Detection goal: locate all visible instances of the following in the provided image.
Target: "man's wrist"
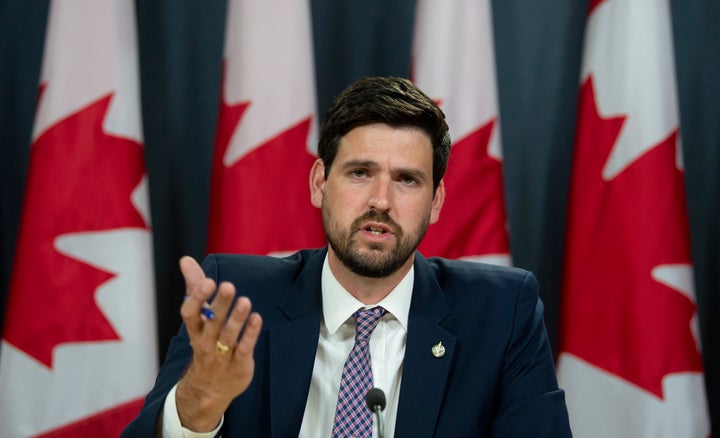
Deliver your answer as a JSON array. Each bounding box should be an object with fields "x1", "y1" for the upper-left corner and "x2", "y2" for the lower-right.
[
  {"x1": 162, "y1": 383, "x2": 224, "y2": 437},
  {"x1": 175, "y1": 378, "x2": 227, "y2": 433}
]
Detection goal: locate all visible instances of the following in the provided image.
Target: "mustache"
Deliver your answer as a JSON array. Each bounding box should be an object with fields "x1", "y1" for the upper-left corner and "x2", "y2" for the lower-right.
[{"x1": 352, "y1": 210, "x2": 401, "y2": 235}]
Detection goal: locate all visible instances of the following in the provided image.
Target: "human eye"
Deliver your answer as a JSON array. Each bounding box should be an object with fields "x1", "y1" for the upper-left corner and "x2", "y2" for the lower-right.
[
  {"x1": 398, "y1": 174, "x2": 419, "y2": 186},
  {"x1": 349, "y1": 168, "x2": 369, "y2": 178}
]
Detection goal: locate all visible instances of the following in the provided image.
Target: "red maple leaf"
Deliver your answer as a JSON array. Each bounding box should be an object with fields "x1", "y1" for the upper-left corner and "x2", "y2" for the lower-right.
[
  {"x1": 207, "y1": 86, "x2": 325, "y2": 255},
  {"x1": 588, "y1": 0, "x2": 606, "y2": 15},
  {"x1": 560, "y1": 76, "x2": 703, "y2": 398},
  {"x1": 419, "y1": 120, "x2": 510, "y2": 258},
  {"x1": 34, "y1": 397, "x2": 144, "y2": 437},
  {"x1": 4, "y1": 93, "x2": 147, "y2": 368}
]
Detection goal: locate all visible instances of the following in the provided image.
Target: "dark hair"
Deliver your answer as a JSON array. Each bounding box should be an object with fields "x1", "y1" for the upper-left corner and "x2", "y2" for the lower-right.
[{"x1": 317, "y1": 76, "x2": 451, "y2": 191}]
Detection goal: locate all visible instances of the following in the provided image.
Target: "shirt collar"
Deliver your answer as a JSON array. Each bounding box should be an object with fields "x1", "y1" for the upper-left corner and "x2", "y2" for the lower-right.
[{"x1": 321, "y1": 254, "x2": 413, "y2": 334}]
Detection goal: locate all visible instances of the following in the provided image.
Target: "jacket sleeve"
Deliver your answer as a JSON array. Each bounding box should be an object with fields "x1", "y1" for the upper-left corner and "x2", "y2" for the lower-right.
[
  {"x1": 490, "y1": 271, "x2": 572, "y2": 437},
  {"x1": 121, "y1": 324, "x2": 194, "y2": 437}
]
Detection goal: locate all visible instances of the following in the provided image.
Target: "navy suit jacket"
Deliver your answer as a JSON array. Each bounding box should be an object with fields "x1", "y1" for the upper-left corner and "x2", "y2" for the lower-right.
[{"x1": 123, "y1": 248, "x2": 571, "y2": 437}]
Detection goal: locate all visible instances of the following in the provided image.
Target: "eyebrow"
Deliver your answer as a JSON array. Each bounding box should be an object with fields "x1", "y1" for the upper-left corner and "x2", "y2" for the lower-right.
[
  {"x1": 340, "y1": 159, "x2": 430, "y2": 184},
  {"x1": 339, "y1": 159, "x2": 376, "y2": 170}
]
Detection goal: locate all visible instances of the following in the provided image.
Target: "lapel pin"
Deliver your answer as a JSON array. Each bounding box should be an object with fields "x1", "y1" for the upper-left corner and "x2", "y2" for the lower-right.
[{"x1": 431, "y1": 341, "x2": 445, "y2": 358}]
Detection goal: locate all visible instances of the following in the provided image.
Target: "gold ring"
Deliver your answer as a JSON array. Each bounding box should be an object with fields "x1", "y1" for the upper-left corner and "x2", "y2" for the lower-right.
[{"x1": 215, "y1": 340, "x2": 230, "y2": 354}]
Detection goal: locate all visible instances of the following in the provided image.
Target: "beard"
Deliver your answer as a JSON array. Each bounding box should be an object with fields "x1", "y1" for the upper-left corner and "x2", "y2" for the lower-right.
[{"x1": 322, "y1": 205, "x2": 430, "y2": 278}]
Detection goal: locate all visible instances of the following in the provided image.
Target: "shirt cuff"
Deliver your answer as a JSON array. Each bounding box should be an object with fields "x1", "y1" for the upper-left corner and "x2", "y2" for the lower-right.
[{"x1": 162, "y1": 384, "x2": 224, "y2": 438}]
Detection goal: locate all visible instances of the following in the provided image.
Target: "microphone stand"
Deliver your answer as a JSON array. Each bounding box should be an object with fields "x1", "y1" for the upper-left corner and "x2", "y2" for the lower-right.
[
  {"x1": 366, "y1": 388, "x2": 386, "y2": 438},
  {"x1": 372, "y1": 404, "x2": 385, "y2": 438}
]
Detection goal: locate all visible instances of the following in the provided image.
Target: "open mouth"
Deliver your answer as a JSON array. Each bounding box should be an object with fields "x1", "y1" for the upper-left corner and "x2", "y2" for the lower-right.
[
  {"x1": 365, "y1": 226, "x2": 388, "y2": 235},
  {"x1": 358, "y1": 221, "x2": 395, "y2": 244}
]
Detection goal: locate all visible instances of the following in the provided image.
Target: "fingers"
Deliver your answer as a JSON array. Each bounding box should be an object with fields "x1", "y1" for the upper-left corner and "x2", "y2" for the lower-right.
[
  {"x1": 178, "y1": 256, "x2": 262, "y2": 359},
  {"x1": 236, "y1": 312, "x2": 263, "y2": 357},
  {"x1": 179, "y1": 255, "x2": 205, "y2": 289},
  {"x1": 217, "y1": 295, "x2": 250, "y2": 349},
  {"x1": 179, "y1": 256, "x2": 217, "y2": 333},
  {"x1": 216, "y1": 297, "x2": 263, "y2": 360},
  {"x1": 203, "y1": 281, "x2": 237, "y2": 341}
]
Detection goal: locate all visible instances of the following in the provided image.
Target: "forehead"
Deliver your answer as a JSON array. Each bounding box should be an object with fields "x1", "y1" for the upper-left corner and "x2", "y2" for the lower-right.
[{"x1": 336, "y1": 123, "x2": 433, "y2": 169}]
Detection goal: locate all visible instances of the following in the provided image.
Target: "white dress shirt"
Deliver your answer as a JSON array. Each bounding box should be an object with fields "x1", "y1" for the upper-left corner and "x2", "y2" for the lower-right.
[{"x1": 162, "y1": 254, "x2": 413, "y2": 437}]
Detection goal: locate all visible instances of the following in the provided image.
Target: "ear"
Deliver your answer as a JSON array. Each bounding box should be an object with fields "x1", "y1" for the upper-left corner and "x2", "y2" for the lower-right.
[
  {"x1": 429, "y1": 179, "x2": 446, "y2": 224},
  {"x1": 309, "y1": 158, "x2": 326, "y2": 209}
]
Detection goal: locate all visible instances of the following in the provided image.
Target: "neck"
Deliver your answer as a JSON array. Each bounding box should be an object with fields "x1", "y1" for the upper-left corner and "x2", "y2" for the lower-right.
[{"x1": 327, "y1": 247, "x2": 414, "y2": 305}]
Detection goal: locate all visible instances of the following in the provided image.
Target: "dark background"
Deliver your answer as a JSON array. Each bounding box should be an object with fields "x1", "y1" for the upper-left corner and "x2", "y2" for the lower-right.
[{"x1": 1, "y1": 0, "x2": 718, "y2": 432}]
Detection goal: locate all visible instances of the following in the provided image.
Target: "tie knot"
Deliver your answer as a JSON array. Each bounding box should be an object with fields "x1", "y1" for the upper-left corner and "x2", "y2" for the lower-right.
[{"x1": 353, "y1": 306, "x2": 386, "y2": 342}]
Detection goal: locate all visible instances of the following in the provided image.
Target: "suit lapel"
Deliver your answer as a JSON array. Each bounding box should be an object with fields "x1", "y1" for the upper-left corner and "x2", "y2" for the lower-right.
[
  {"x1": 394, "y1": 254, "x2": 456, "y2": 437},
  {"x1": 268, "y1": 249, "x2": 325, "y2": 438}
]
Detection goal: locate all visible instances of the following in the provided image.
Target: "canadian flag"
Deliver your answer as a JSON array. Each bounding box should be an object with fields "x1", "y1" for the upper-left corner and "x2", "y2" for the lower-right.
[
  {"x1": 412, "y1": 0, "x2": 511, "y2": 265},
  {"x1": 0, "y1": 1, "x2": 157, "y2": 436},
  {"x1": 557, "y1": 0, "x2": 710, "y2": 436},
  {"x1": 207, "y1": 0, "x2": 325, "y2": 256}
]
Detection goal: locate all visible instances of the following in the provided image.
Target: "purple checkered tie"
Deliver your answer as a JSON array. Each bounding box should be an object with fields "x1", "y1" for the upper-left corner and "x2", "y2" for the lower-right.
[{"x1": 331, "y1": 306, "x2": 387, "y2": 438}]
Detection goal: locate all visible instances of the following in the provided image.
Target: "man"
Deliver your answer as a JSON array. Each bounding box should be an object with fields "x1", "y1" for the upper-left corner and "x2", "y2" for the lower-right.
[{"x1": 123, "y1": 77, "x2": 571, "y2": 437}]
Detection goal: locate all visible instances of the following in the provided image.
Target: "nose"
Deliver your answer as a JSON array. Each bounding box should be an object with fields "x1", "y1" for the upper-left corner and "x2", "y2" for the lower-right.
[{"x1": 368, "y1": 176, "x2": 392, "y2": 212}]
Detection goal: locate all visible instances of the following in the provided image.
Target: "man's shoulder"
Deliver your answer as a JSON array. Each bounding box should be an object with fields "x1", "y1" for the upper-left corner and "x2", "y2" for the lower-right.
[
  {"x1": 423, "y1": 255, "x2": 533, "y2": 285},
  {"x1": 418, "y1": 255, "x2": 539, "y2": 304},
  {"x1": 201, "y1": 248, "x2": 326, "y2": 281}
]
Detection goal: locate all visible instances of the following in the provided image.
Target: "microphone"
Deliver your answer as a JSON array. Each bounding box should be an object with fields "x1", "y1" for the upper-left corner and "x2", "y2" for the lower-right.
[{"x1": 366, "y1": 387, "x2": 386, "y2": 438}]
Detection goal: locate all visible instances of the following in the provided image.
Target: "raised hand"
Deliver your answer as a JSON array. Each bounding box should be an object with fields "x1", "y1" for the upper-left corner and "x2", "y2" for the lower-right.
[{"x1": 174, "y1": 256, "x2": 263, "y2": 432}]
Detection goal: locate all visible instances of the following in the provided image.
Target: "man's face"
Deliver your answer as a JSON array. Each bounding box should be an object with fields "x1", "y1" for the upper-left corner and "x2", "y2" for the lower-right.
[{"x1": 310, "y1": 123, "x2": 445, "y2": 278}]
